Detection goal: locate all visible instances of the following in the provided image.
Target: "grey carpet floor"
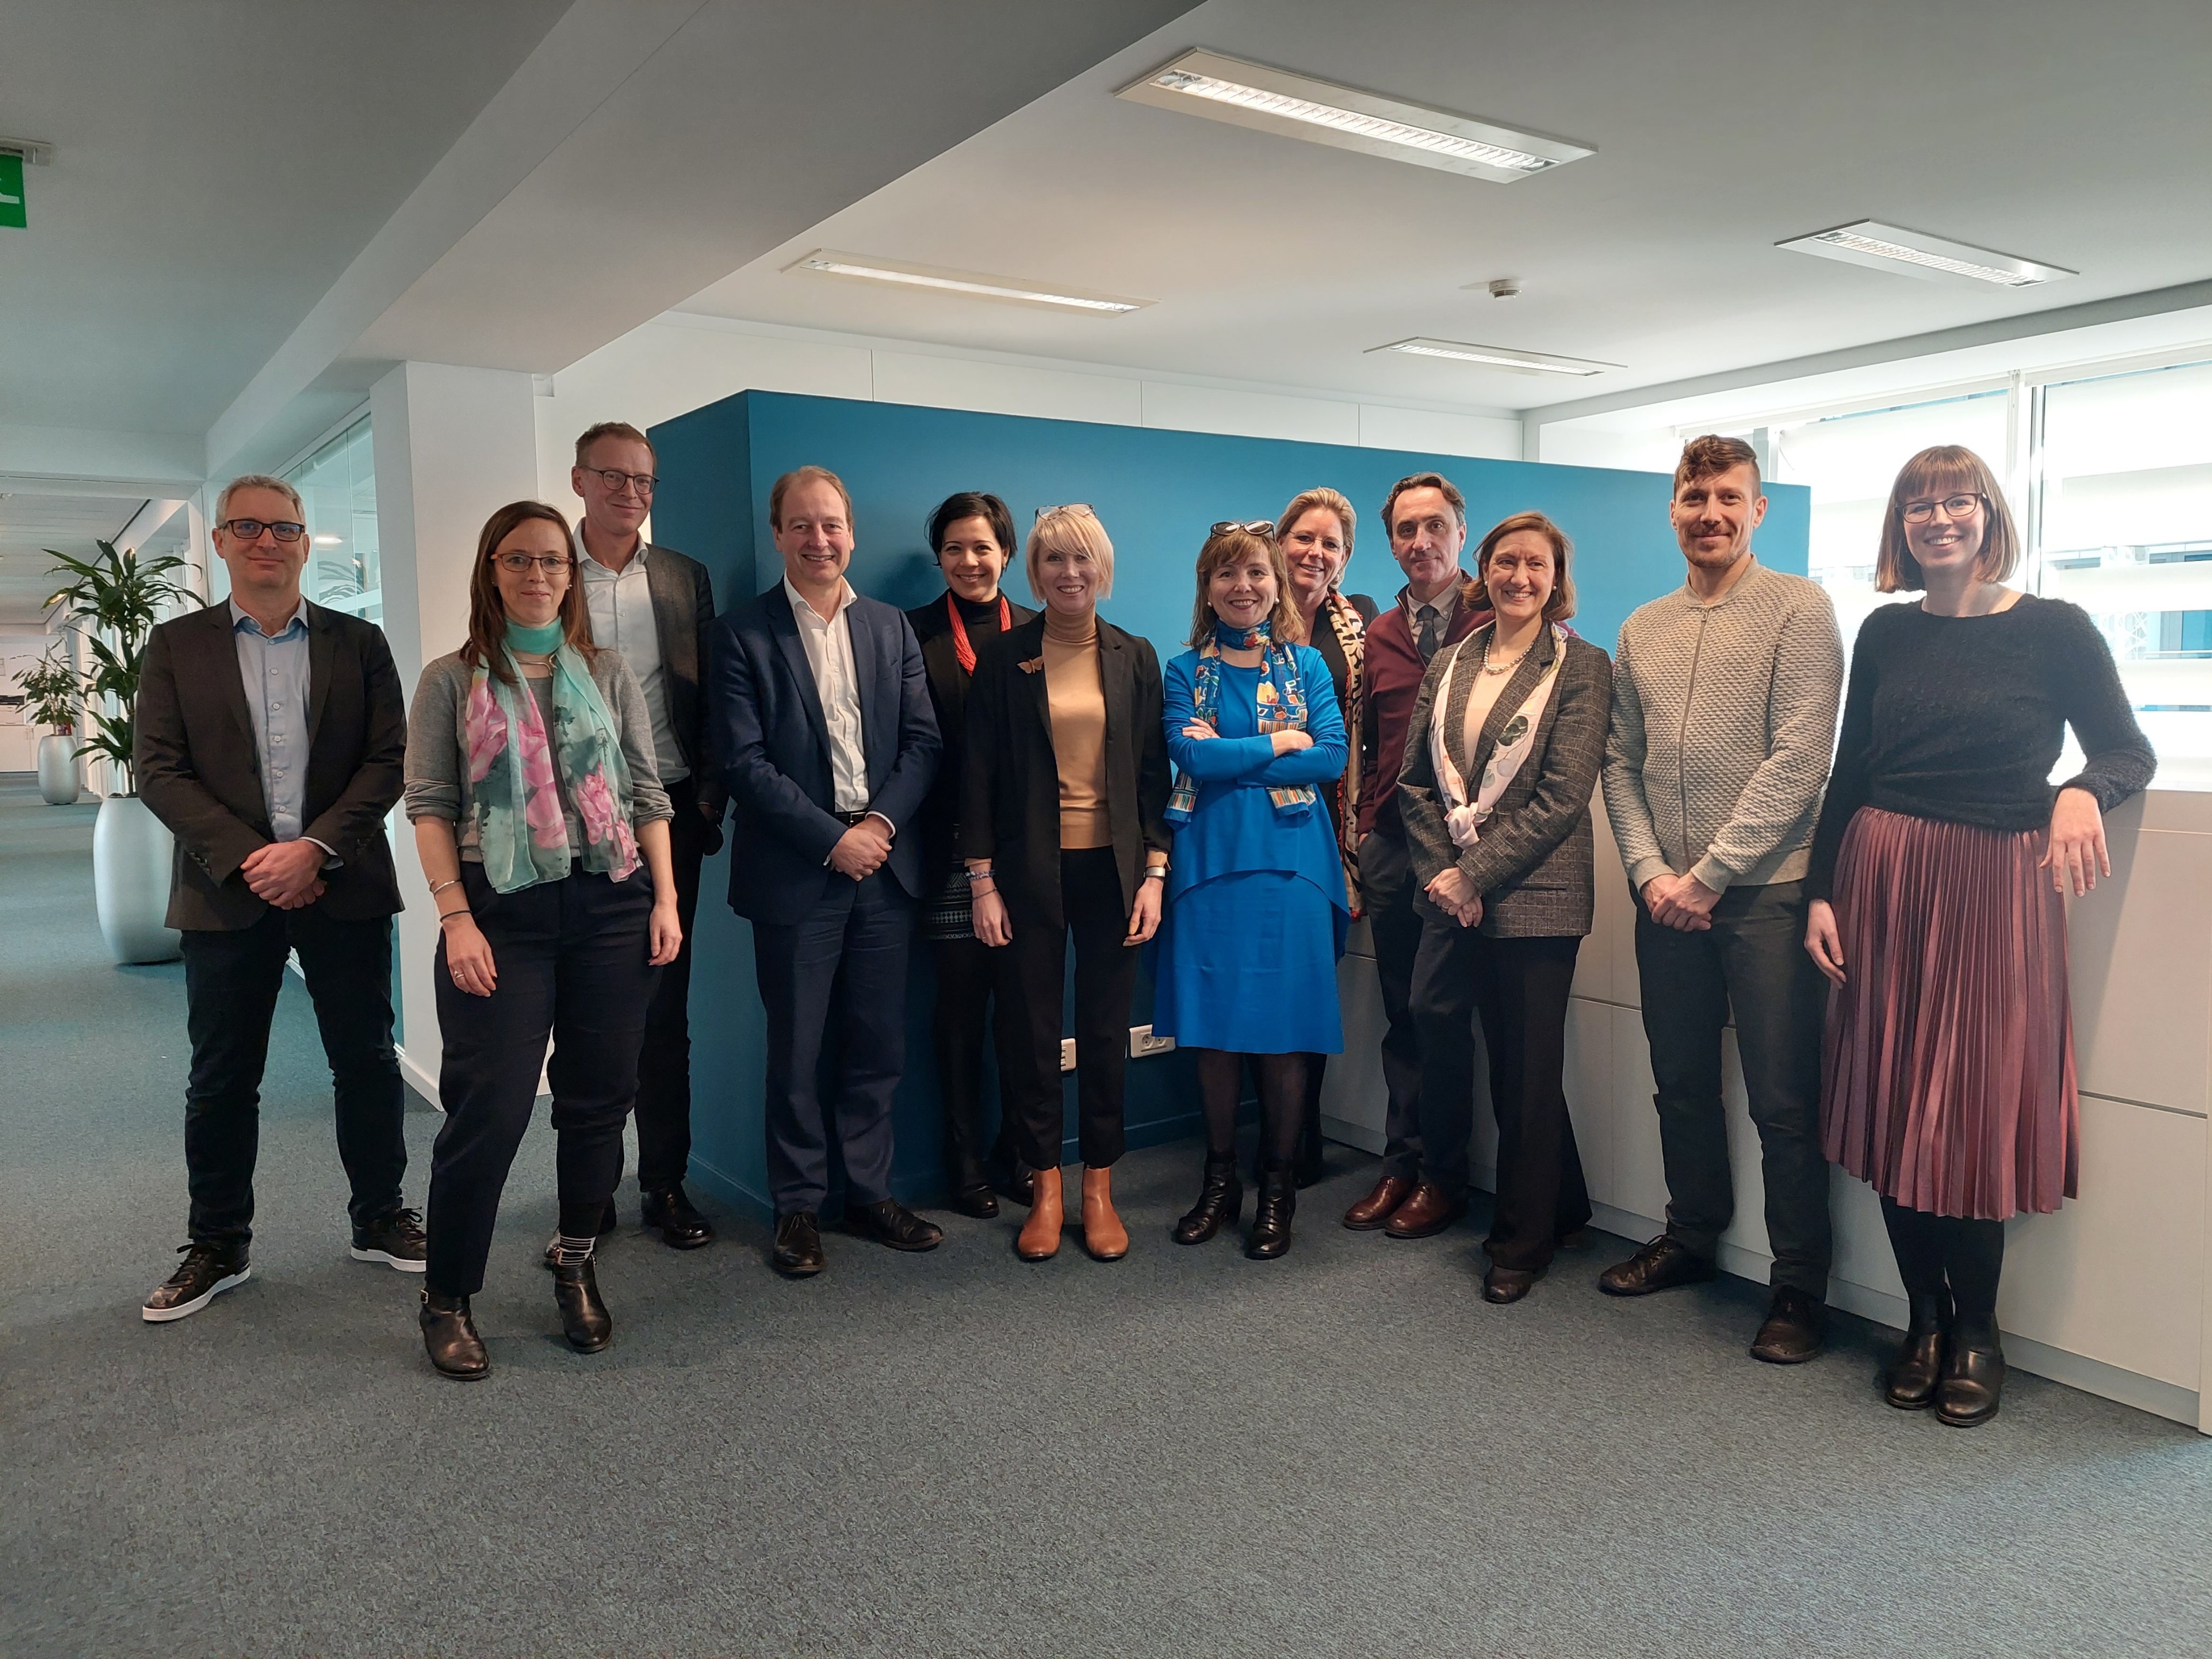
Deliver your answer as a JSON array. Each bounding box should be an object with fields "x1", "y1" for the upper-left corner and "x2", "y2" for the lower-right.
[{"x1": 4, "y1": 774, "x2": 2211, "y2": 1659}]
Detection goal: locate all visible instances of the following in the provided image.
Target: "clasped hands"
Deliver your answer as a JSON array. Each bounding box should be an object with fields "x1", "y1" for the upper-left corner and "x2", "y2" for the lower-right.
[
  {"x1": 827, "y1": 814, "x2": 893, "y2": 880},
  {"x1": 1424, "y1": 867, "x2": 1483, "y2": 929},
  {"x1": 1641, "y1": 870, "x2": 1720, "y2": 933},
  {"x1": 242, "y1": 839, "x2": 328, "y2": 909}
]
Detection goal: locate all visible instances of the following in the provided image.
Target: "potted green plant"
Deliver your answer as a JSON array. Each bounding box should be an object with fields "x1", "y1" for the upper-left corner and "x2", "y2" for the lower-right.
[
  {"x1": 43, "y1": 539, "x2": 204, "y2": 963},
  {"x1": 15, "y1": 647, "x2": 83, "y2": 805}
]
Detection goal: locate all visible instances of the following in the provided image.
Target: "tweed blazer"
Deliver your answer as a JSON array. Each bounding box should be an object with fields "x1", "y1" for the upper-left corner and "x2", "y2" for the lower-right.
[{"x1": 1397, "y1": 622, "x2": 1613, "y2": 939}]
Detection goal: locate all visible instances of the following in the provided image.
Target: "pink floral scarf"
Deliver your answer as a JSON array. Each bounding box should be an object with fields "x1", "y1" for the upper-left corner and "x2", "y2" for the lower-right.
[{"x1": 464, "y1": 644, "x2": 640, "y2": 893}]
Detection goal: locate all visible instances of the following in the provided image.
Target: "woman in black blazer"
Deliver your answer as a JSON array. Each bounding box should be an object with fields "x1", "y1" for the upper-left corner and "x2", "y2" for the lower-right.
[
  {"x1": 905, "y1": 493, "x2": 1037, "y2": 1220},
  {"x1": 961, "y1": 505, "x2": 1172, "y2": 1264},
  {"x1": 1395, "y1": 511, "x2": 1613, "y2": 1305}
]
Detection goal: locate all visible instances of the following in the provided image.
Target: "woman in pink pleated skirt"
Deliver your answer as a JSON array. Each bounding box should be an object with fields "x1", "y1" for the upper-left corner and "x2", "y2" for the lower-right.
[{"x1": 1803, "y1": 445, "x2": 2154, "y2": 1428}]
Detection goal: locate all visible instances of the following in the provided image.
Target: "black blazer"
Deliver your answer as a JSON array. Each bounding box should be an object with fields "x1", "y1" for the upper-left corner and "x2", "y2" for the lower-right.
[
  {"x1": 639, "y1": 542, "x2": 729, "y2": 831},
  {"x1": 905, "y1": 591, "x2": 1038, "y2": 880},
  {"x1": 135, "y1": 601, "x2": 406, "y2": 930},
  {"x1": 708, "y1": 582, "x2": 941, "y2": 925},
  {"x1": 959, "y1": 615, "x2": 1171, "y2": 931}
]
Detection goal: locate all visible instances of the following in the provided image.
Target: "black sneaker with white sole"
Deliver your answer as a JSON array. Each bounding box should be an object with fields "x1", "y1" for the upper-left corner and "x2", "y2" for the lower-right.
[
  {"x1": 351, "y1": 1208, "x2": 428, "y2": 1272},
  {"x1": 143, "y1": 1241, "x2": 251, "y2": 1323}
]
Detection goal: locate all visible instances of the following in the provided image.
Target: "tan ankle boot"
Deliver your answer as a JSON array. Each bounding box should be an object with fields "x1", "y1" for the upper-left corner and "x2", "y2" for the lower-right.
[
  {"x1": 1017, "y1": 1166, "x2": 1064, "y2": 1260},
  {"x1": 1081, "y1": 1165, "x2": 1129, "y2": 1262}
]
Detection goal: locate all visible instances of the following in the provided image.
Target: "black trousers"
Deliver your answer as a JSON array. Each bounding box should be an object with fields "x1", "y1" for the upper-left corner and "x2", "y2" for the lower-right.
[
  {"x1": 179, "y1": 906, "x2": 405, "y2": 1247},
  {"x1": 1634, "y1": 878, "x2": 1833, "y2": 1295},
  {"x1": 1000, "y1": 846, "x2": 1135, "y2": 1172},
  {"x1": 1358, "y1": 830, "x2": 1426, "y2": 1183},
  {"x1": 753, "y1": 868, "x2": 914, "y2": 1217},
  {"x1": 629, "y1": 775, "x2": 709, "y2": 1193},
  {"x1": 1412, "y1": 923, "x2": 1590, "y2": 1271},
  {"x1": 425, "y1": 866, "x2": 657, "y2": 1296},
  {"x1": 932, "y1": 932, "x2": 1021, "y2": 1192}
]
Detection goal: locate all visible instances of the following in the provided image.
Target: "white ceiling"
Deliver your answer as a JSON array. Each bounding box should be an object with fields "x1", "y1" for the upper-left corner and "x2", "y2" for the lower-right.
[
  {"x1": 0, "y1": 494, "x2": 156, "y2": 619},
  {"x1": 676, "y1": 0, "x2": 2212, "y2": 414}
]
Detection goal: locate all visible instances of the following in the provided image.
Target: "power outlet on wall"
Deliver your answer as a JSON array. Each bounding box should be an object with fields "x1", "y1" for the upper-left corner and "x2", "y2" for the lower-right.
[
  {"x1": 1059, "y1": 1037, "x2": 1077, "y2": 1073},
  {"x1": 1129, "y1": 1024, "x2": 1175, "y2": 1058}
]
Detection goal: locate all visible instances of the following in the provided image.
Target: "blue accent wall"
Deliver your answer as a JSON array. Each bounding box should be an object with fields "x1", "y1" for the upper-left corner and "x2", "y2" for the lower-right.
[{"x1": 650, "y1": 390, "x2": 1810, "y2": 1221}]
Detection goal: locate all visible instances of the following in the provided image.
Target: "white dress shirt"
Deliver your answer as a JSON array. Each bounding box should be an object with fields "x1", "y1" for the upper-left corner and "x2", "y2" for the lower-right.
[
  {"x1": 783, "y1": 574, "x2": 870, "y2": 814},
  {"x1": 578, "y1": 535, "x2": 688, "y2": 784}
]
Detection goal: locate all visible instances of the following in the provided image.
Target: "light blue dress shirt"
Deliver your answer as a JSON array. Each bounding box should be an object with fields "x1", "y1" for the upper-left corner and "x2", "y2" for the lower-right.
[{"x1": 230, "y1": 598, "x2": 317, "y2": 845}]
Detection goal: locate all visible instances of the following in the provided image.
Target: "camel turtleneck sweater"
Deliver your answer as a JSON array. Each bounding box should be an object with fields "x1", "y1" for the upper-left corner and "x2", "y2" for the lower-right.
[{"x1": 1041, "y1": 608, "x2": 1109, "y2": 849}]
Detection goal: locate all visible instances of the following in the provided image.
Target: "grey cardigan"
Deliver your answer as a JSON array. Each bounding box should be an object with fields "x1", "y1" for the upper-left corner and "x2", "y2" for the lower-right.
[
  {"x1": 1398, "y1": 623, "x2": 1613, "y2": 939},
  {"x1": 404, "y1": 646, "x2": 673, "y2": 862}
]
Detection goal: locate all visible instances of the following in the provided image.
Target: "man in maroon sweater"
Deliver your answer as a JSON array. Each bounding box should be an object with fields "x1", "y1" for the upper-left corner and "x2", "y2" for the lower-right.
[{"x1": 1343, "y1": 473, "x2": 1490, "y2": 1235}]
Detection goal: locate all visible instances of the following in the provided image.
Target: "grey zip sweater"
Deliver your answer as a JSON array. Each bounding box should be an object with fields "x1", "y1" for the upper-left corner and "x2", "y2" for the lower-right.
[{"x1": 1601, "y1": 559, "x2": 1842, "y2": 895}]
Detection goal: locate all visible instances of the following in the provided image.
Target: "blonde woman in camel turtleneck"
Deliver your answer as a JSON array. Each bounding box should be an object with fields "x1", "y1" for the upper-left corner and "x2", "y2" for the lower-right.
[{"x1": 960, "y1": 506, "x2": 1172, "y2": 1265}]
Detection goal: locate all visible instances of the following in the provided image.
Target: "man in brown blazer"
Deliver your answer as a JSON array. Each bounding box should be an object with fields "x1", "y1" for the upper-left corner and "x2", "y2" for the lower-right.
[{"x1": 135, "y1": 474, "x2": 413, "y2": 1323}]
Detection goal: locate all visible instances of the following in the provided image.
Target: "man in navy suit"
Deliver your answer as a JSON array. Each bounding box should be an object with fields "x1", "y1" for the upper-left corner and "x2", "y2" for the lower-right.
[{"x1": 708, "y1": 464, "x2": 945, "y2": 1276}]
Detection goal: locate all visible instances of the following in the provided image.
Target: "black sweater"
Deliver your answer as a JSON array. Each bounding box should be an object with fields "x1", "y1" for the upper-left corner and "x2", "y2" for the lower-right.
[
  {"x1": 1806, "y1": 595, "x2": 2155, "y2": 900},
  {"x1": 905, "y1": 589, "x2": 1037, "y2": 878}
]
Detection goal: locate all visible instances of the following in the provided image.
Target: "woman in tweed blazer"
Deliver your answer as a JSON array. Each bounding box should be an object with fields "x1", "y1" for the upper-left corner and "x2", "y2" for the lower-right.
[{"x1": 1395, "y1": 511, "x2": 1614, "y2": 1303}]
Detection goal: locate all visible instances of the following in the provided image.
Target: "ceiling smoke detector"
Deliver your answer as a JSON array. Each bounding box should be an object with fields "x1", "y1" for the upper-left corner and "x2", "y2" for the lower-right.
[{"x1": 1487, "y1": 278, "x2": 1522, "y2": 300}]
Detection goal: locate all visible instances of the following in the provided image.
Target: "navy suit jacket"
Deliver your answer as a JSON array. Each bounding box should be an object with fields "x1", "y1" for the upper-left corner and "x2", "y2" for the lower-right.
[{"x1": 708, "y1": 582, "x2": 941, "y2": 925}]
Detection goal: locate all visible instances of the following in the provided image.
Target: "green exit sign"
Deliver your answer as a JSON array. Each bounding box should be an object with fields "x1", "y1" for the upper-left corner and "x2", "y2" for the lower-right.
[{"x1": 0, "y1": 153, "x2": 23, "y2": 229}]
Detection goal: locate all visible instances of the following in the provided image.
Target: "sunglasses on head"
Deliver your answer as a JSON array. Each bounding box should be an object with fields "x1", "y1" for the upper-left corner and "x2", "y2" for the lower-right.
[{"x1": 1211, "y1": 520, "x2": 1276, "y2": 538}]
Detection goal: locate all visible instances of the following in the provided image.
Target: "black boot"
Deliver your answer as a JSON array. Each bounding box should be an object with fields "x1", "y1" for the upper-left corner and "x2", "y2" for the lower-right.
[
  {"x1": 1246, "y1": 1163, "x2": 1296, "y2": 1260},
  {"x1": 551, "y1": 1253, "x2": 612, "y2": 1353},
  {"x1": 1174, "y1": 1153, "x2": 1242, "y2": 1245},
  {"x1": 1885, "y1": 1291, "x2": 1951, "y2": 1410},
  {"x1": 1935, "y1": 1215, "x2": 2005, "y2": 1426},
  {"x1": 1937, "y1": 1326, "x2": 2005, "y2": 1426},
  {"x1": 419, "y1": 1288, "x2": 488, "y2": 1381}
]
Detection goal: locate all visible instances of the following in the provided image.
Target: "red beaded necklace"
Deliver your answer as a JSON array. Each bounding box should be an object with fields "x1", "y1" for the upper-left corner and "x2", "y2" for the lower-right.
[{"x1": 947, "y1": 592, "x2": 1012, "y2": 675}]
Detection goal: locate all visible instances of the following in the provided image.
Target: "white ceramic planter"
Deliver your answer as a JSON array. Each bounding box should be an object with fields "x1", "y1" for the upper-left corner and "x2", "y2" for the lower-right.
[
  {"x1": 93, "y1": 794, "x2": 181, "y2": 964},
  {"x1": 36, "y1": 733, "x2": 82, "y2": 805}
]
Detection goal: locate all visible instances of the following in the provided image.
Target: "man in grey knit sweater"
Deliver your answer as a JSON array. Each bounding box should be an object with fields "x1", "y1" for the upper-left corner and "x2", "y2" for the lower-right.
[{"x1": 1600, "y1": 435, "x2": 1843, "y2": 1365}]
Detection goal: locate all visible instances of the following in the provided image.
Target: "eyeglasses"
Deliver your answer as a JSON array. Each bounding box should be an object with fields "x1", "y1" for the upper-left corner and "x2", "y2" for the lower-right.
[
  {"x1": 491, "y1": 552, "x2": 575, "y2": 575},
  {"x1": 218, "y1": 518, "x2": 306, "y2": 543},
  {"x1": 1034, "y1": 503, "x2": 1095, "y2": 520},
  {"x1": 1901, "y1": 493, "x2": 1985, "y2": 524},
  {"x1": 1211, "y1": 520, "x2": 1277, "y2": 538},
  {"x1": 585, "y1": 467, "x2": 656, "y2": 497}
]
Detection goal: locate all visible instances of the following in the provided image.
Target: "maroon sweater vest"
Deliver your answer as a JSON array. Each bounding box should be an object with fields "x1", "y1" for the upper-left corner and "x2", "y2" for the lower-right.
[{"x1": 1358, "y1": 590, "x2": 1488, "y2": 841}]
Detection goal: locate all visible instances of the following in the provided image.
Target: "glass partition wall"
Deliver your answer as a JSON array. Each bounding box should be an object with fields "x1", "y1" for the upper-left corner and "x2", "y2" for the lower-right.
[{"x1": 282, "y1": 414, "x2": 380, "y2": 624}]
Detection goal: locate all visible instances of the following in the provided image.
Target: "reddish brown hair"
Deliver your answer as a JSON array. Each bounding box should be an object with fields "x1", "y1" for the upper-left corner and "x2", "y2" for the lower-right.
[
  {"x1": 1673, "y1": 434, "x2": 1762, "y2": 495},
  {"x1": 462, "y1": 501, "x2": 597, "y2": 686},
  {"x1": 1876, "y1": 445, "x2": 2021, "y2": 592},
  {"x1": 1469, "y1": 510, "x2": 1577, "y2": 623},
  {"x1": 1188, "y1": 526, "x2": 1306, "y2": 648}
]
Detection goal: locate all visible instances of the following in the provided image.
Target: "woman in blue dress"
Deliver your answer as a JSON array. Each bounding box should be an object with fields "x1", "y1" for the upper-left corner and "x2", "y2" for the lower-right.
[{"x1": 1155, "y1": 521, "x2": 1350, "y2": 1259}]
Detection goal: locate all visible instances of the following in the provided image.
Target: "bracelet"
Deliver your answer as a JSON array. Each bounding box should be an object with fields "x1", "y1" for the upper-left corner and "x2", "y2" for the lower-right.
[
  {"x1": 1143, "y1": 868, "x2": 1167, "y2": 882},
  {"x1": 969, "y1": 881, "x2": 997, "y2": 898},
  {"x1": 437, "y1": 908, "x2": 473, "y2": 926},
  {"x1": 428, "y1": 877, "x2": 461, "y2": 897},
  {"x1": 965, "y1": 867, "x2": 994, "y2": 884}
]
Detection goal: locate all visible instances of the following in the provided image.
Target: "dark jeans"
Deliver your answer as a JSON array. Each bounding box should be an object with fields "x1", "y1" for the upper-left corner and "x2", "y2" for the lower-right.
[
  {"x1": 1412, "y1": 924, "x2": 1590, "y2": 1271},
  {"x1": 753, "y1": 868, "x2": 915, "y2": 1216},
  {"x1": 1000, "y1": 846, "x2": 1135, "y2": 1172},
  {"x1": 1635, "y1": 878, "x2": 1832, "y2": 1295},
  {"x1": 179, "y1": 906, "x2": 405, "y2": 1247},
  {"x1": 932, "y1": 932, "x2": 1021, "y2": 1192},
  {"x1": 1358, "y1": 830, "x2": 1425, "y2": 1182},
  {"x1": 425, "y1": 866, "x2": 658, "y2": 1296},
  {"x1": 630, "y1": 775, "x2": 709, "y2": 1193}
]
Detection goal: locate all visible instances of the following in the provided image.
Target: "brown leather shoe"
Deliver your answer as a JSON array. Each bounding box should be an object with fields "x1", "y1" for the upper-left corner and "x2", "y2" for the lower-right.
[
  {"x1": 1382, "y1": 1182, "x2": 1468, "y2": 1239},
  {"x1": 1080, "y1": 1166, "x2": 1129, "y2": 1262},
  {"x1": 1017, "y1": 1165, "x2": 1064, "y2": 1261},
  {"x1": 1341, "y1": 1174, "x2": 1414, "y2": 1231}
]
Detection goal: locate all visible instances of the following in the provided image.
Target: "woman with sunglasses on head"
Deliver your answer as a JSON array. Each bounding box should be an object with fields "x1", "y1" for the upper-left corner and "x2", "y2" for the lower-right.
[
  {"x1": 962, "y1": 505, "x2": 1171, "y2": 1263},
  {"x1": 1156, "y1": 521, "x2": 1350, "y2": 1259},
  {"x1": 403, "y1": 501, "x2": 681, "y2": 1379},
  {"x1": 1277, "y1": 487, "x2": 1378, "y2": 1186},
  {"x1": 905, "y1": 492, "x2": 1038, "y2": 1219},
  {"x1": 1805, "y1": 447, "x2": 2152, "y2": 1426}
]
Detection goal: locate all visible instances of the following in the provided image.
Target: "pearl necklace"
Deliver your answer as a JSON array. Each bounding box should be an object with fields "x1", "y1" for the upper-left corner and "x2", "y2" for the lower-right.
[{"x1": 1480, "y1": 635, "x2": 1533, "y2": 677}]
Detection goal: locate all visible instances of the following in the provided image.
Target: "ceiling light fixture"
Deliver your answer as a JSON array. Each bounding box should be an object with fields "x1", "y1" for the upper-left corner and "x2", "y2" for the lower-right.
[
  {"x1": 1117, "y1": 50, "x2": 1591, "y2": 184},
  {"x1": 785, "y1": 251, "x2": 1150, "y2": 315},
  {"x1": 1777, "y1": 220, "x2": 2074, "y2": 288},
  {"x1": 1369, "y1": 337, "x2": 1618, "y2": 377}
]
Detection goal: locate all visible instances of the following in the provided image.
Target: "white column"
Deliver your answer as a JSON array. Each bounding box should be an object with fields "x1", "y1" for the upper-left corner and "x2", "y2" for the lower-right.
[{"x1": 369, "y1": 361, "x2": 539, "y2": 1101}]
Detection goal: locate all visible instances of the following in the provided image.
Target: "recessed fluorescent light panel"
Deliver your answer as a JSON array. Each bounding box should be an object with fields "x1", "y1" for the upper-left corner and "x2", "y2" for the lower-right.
[
  {"x1": 1369, "y1": 338, "x2": 1618, "y2": 377},
  {"x1": 1118, "y1": 50, "x2": 1591, "y2": 184},
  {"x1": 786, "y1": 251, "x2": 1150, "y2": 316},
  {"x1": 1777, "y1": 220, "x2": 2075, "y2": 289}
]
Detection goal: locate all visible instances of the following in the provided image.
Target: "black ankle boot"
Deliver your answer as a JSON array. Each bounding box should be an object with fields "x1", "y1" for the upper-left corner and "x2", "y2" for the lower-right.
[
  {"x1": 551, "y1": 1253, "x2": 612, "y2": 1353},
  {"x1": 1936, "y1": 1324, "x2": 2005, "y2": 1427},
  {"x1": 1246, "y1": 1163, "x2": 1296, "y2": 1260},
  {"x1": 419, "y1": 1288, "x2": 488, "y2": 1381},
  {"x1": 1174, "y1": 1154, "x2": 1242, "y2": 1245},
  {"x1": 1884, "y1": 1291, "x2": 1951, "y2": 1410}
]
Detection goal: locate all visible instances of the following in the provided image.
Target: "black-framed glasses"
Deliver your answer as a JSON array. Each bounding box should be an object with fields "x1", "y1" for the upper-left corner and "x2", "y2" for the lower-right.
[
  {"x1": 1901, "y1": 493, "x2": 1985, "y2": 524},
  {"x1": 585, "y1": 467, "x2": 656, "y2": 497},
  {"x1": 218, "y1": 518, "x2": 306, "y2": 543},
  {"x1": 1211, "y1": 519, "x2": 1277, "y2": 538},
  {"x1": 491, "y1": 552, "x2": 575, "y2": 575}
]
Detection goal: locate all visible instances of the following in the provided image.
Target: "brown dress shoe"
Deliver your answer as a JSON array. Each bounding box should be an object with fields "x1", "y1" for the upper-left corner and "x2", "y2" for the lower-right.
[
  {"x1": 1383, "y1": 1182, "x2": 1468, "y2": 1239},
  {"x1": 1080, "y1": 1166, "x2": 1129, "y2": 1262},
  {"x1": 1017, "y1": 1165, "x2": 1064, "y2": 1261},
  {"x1": 1342, "y1": 1174, "x2": 1414, "y2": 1231}
]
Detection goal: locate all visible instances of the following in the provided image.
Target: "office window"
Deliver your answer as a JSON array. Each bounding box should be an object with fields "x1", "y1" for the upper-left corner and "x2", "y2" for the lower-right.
[{"x1": 284, "y1": 414, "x2": 380, "y2": 623}]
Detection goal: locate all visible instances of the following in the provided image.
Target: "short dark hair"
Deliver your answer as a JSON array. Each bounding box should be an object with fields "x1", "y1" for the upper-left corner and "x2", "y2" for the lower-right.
[
  {"x1": 1380, "y1": 471, "x2": 1467, "y2": 540},
  {"x1": 926, "y1": 491, "x2": 1015, "y2": 559},
  {"x1": 1674, "y1": 434, "x2": 1761, "y2": 495},
  {"x1": 769, "y1": 464, "x2": 853, "y2": 530},
  {"x1": 575, "y1": 421, "x2": 653, "y2": 467}
]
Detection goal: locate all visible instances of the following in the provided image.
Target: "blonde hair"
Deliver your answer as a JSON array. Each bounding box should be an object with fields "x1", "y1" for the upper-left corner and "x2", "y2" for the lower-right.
[
  {"x1": 1876, "y1": 445, "x2": 2021, "y2": 592},
  {"x1": 1188, "y1": 526, "x2": 1305, "y2": 647},
  {"x1": 1470, "y1": 511, "x2": 1577, "y2": 623},
  {"x1": 1275, "y1": 487, "x2": 1357, "y2": 565},
  {"x1": 769, "y1": 464, "x2": 853, "y2": 530},
  {"x1": 1026, "y1": 505, "x2": 1116, "y2": 601},
  {"x1": 214, "y1": 473, "x2": 303, "y2": 523}
]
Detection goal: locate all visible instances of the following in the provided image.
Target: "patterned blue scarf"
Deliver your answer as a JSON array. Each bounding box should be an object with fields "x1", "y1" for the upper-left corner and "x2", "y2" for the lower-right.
[{"x1": 1165, "y1": 619, "x2": 1317, "y2": 825}]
